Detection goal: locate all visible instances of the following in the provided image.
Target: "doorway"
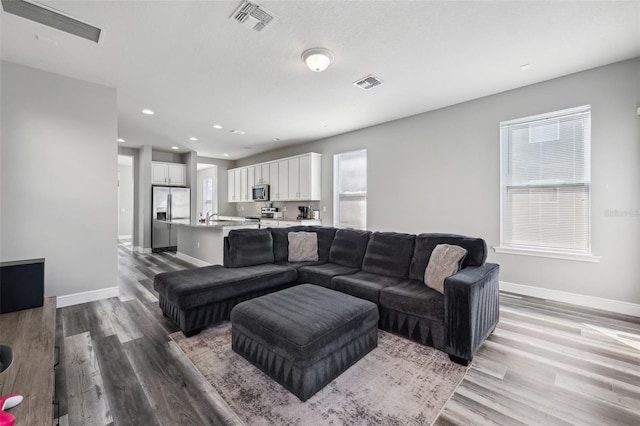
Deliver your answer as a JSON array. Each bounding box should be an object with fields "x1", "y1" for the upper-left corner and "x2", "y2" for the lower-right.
[{"x1": 118, "y1": 155, "x2": 134, "y2": 246}]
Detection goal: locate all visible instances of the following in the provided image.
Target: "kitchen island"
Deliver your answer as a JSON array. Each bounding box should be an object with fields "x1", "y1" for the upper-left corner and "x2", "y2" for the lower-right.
[{"x1": 156, "y1": 218, "x2": 259, "y2": 266}]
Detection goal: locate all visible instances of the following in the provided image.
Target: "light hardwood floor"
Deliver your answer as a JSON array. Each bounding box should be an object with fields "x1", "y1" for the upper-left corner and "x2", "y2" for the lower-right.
[{"x1": 54, "y1": 243, "x2": 640, "y2": 425}]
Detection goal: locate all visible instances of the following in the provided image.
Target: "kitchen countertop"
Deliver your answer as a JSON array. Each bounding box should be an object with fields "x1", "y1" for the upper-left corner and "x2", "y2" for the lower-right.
[
  {"x1": 261, "y1": 218, "x2": 321, "y2": 222},
  {"x1": 154, "y1": 218, "x2": 259, "y2": 229}
]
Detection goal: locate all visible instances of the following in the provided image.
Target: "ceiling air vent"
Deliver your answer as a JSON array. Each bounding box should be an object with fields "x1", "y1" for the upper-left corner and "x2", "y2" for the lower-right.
[
  {"x1": 1, "y1": 0, "x2": 101, "y2": 43},
  {"x1": 353, "y1": 75, "x2": 383, "y2": 91},
  {"x1": 230, "y1": 0, "x2": 277, "y2": 32}
]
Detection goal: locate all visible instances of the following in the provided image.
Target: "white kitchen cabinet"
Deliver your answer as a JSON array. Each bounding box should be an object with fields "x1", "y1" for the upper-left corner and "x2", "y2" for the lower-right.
[
  {"x1": 152, "y1": 162, "x2": 186, "y2": 186},
  {"x1": 240, "y1": 168, "x2": 249, "y2": 202},
  {"x1": 277, "y1": 160, "x2": 289, "y2": 201},
  {"x1": 227, "y1": 170, "x2": 236, "y2": 202},
  {"x1": 233, "y1": 169, "x2": 247, "y2": 203},
  {"x1": 269, "y1": 162, "x2": 280, "y2": 200},
  {"x1": 247, "y1": 167, "x2": 254, "y2": 199},
  {"x1": 254, "y1": 163, "x2": 269, "y2": 185},
  {"x1": 285, "y1": 153, "x2": 321, "y2": 200},
  {"x1": 288, "y1": 157, "x2": 300, "y2": 200},
  {"x1": 260, "y1": 219, "x2": 279, "y2": 228}
]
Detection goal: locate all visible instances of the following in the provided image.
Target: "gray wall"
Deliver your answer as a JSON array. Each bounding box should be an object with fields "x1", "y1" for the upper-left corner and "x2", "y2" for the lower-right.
[
  {"x1": 1, "y1": 61, "x2": 118, "y2": 297},
  {"x1": 238, "y1": 58, "x2": 640, "y2": 305}
]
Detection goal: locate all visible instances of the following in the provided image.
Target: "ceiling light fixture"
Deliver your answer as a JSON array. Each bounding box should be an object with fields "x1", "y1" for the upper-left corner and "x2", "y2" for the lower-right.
[
  {"x1": 189, "y1": 137, "x2": 198, "y2": 141},
  {"x1": 117, "y1": 138, "x2": 125, "y2": 143},
  {"x1": 520, "y1": 63, "x2": 531, "y2": 71},
  {"x1": 213, "y1": 124, "x2": 223, "y2": 129},
  {"x1": 230, "y1": 130, "x2": 246, "y2": 135},
  {"x1": 302, "y1": 48, "x2": 334, "y2": 72},
  {"x1": 142, "y1": 109, "x2": 154, "y2": 115},
  {"x1": 171, "y1": 146, "x2": 179, "y2": 150},
  {"x1": 223, "y1": 153, "x2": 229, "y2": 157}
]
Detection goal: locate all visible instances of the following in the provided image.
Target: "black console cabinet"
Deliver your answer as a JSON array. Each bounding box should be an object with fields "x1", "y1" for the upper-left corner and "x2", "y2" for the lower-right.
[{"x1": 0, "y1": 258, "x2": 45, "y2": 314}]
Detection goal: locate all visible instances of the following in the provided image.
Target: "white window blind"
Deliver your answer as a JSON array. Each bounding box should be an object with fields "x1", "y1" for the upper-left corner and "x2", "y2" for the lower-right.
[
  {"x1": 334, "y1": 149, "x2": 367, "y2": 229},
  {"x1": 500, "y1": 105, "x2": 591, "y2": 253}
]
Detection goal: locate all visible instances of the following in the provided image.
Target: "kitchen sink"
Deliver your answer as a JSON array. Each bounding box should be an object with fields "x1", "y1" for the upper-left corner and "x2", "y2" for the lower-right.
[{"x1": 0, "y1": 345, "x2": 13, "y2": 374}]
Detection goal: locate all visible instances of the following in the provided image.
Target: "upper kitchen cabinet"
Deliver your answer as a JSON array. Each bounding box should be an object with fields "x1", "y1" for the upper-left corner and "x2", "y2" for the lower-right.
[
  {"x1": 152, "y1": 162, "x2": 186, "y2": 186},
  {"x1": 227, "y1": 153, "x2": 321, "y2": 202},
  {"x1": 288, "y1": 153, "x2": 321, "y2": 200},
  {"x1": 254, "y1": 163, "x2": 270, "y2": 186}
]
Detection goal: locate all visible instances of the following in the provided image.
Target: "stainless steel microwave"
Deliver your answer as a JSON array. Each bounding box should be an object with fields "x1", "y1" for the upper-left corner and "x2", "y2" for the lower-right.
[{"x1": 252, "y1": 184, "x2": 270, "y2": 201}]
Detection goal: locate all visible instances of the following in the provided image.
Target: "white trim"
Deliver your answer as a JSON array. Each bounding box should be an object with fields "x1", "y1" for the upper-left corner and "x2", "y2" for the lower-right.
[
  {"x1": 493, "y1": 246, "x2": 601, "y2": 263},
  {"x1": 500, "y1": 281, "x2": 640, "y2": 317},
  {"x1": 176, "y1": 251, "x2": 213, "y2": 267},
  {"x1": 118, "y1": 234, "x2": 132, "y2": 239},
  {"x1": 133, "y1": 246, "x2": 152, "y2": 254},
  {"x1": 57, "y1": 286, "x2": 120, "y2": 308}
]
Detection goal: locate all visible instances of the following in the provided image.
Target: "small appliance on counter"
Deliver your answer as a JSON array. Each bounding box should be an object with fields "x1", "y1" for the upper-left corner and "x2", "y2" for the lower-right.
[
  {"x1": 297, "y1": 206, "x2": 310, "y2": 220},
  {"x1": 261, "y1": 207, "x2": 279, "y2": 219},
  {"x1": 252, "y1": 184, "x2": 270, "y2": 201}
]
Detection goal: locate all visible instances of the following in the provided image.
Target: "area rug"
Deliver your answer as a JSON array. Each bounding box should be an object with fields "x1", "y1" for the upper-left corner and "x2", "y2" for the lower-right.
[{"x1": 170, "y1": 323, "x2": 468, "y2": 426}]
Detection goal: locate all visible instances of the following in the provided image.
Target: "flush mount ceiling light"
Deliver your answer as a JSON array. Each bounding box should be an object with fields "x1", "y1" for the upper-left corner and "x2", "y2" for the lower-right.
[
  {"x1": 189, "y1": 137, "x2": 198, "y2": 141},
  {"x1": 171, "y1": 146, "x2": 179, "y2": 150},
  {"x1": 213, "y1": 124, "x2": 223, "y2": 129},
  {"x1": 302, "y1": 48, "x2": 334, "y2": 72},
  {"x1": 117, "y1": 138, "x2": 125, "y2": 143},
  {"x1": 141, "y1": 109, "x2": 154, "y2": 115}
]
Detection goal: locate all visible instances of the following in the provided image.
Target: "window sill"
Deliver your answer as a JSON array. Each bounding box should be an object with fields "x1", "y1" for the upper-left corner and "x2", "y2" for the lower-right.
[{"x1": 493, "y1": 246, "x2": 601, "y2": 263}]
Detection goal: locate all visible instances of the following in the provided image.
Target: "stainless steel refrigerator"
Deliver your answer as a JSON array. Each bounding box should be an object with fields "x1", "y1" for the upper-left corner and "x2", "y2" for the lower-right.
[{"x1": 152, "y1": 186, "x2": 190, "y2": 252}]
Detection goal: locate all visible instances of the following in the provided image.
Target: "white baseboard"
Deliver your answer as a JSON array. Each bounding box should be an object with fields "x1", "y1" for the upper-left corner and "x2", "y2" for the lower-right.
[
  {"x1": 500, "y1": 281, "x2": 640, "y2": 317},
  {"x1": 57, "y1": 286, "x2": 120, "y2": 308},
  {"x1": 133, "y1": 246, "x2": 152, "y2": 254},
  {"x1": 176, "y1": 251, "x2": 212, "y2": 267}
]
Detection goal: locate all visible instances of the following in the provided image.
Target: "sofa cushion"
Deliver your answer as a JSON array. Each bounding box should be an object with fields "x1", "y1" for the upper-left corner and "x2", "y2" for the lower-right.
[
  {"x1": 154, "y1": 264, "x2": 297, "y2": 310},
  {"x1": 379, "y1": 280, "x2": 444, "y2": 322},
  {"x1": 271, "y1": 226, "x2": 306, "y2": 262},
  {"x1": 304, "y1": 226, "x2": 337, "y2": 262},
  {"x1": 226, "y1": 229, "x2": 274, "y2": 268},
  {"x1": 275, "y1": 260, "x2": 326, "y2": 269},
  {"x1": 288, "y1": 231, "x2": 319, "y2": 262},
  {"x1": 297, "y1": 263, "x2": 360, "y2": 289},
  {"x1": 331, "y1": 271, "x2": 405, "y2": 304},
  {"x1": 329, "y1": 229, "x2": 371, "y2": 268},
  {"x1": 424, "y1": 244, "x2": 467, "y2": 294},
  {"x1": 409, "y1": 233, "x2": 487, "y2": 280},
  {"x1": 362, "y1": 232, "x2": 415, "y2": 278}
]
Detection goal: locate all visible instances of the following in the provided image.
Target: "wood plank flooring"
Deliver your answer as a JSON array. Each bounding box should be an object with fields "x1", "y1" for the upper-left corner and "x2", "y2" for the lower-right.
[{"x1": 54, "y1": 242, "x2": 640, "y2": 425}]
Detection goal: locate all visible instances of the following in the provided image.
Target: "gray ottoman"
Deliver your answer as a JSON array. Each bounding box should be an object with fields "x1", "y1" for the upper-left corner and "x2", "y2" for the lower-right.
[{"x1": 230, "y1": 284, "x2": 379, "y2": 401}]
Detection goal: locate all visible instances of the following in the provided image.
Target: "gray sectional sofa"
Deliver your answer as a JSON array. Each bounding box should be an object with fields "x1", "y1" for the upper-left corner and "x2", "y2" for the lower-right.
[{"x1": 154, "y1": 226, "x2": 500, "y2": 365}]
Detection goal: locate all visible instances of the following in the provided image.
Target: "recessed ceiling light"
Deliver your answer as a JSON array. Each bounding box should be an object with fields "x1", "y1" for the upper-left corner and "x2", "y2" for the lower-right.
[
  {"x1": 189, "y1": 137, "x2": 198, "y2": 141},
  {"x1": 117, "y1": 138, "x2": 125, "y2": 143},
  {"x1": 213, "y1": 124, "x2": 223, "y2": 129},
  {"x1": 520, "y1": 63, "x2": 531, "y2": 71},
  {"x1": 230, "y1": 130, "x2": 246, "y2": 135},
  {"x1": 142, "y1": 109, "x2": 155, "y2": 115},
  {"x1": 171, "y1": 146, "x2": 179, "y2": 150},
  {"x1": 223, "y1": 153, "x2": 229, "y2": 157},
  {"x1": 272, "y1": 138, "x2": 280, "y2": 141}
]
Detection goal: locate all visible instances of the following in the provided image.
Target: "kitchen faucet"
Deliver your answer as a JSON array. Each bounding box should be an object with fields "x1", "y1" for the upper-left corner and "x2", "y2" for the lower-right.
[{"x1": 206, "y1": 211, "x2": 218, "y2": 223}]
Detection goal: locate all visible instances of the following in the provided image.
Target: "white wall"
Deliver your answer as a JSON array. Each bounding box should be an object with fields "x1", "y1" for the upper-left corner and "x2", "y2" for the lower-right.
[
  {"x1": 1, "y1": 61, "x2": 118, "y2": 299},
  {"x1": 238, "y1": 58, "x2": 640, "y2": 307}
]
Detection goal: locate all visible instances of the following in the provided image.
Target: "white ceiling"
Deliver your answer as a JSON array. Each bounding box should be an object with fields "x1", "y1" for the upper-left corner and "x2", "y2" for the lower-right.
[{"x1": 2, "y1": 1, "x2": 639, "y2": 160}]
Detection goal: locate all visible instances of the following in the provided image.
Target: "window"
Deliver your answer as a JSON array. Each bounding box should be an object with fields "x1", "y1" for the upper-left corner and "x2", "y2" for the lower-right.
[
  {"x1": 334, "y1": 149, "x2": 367, "y2": 229},
  {"x1": 500, "y1": 105, "x2": 591, "y2": 254},
  {"x1": 202, "y1": 177, "x2": 214, "y2": 215}
]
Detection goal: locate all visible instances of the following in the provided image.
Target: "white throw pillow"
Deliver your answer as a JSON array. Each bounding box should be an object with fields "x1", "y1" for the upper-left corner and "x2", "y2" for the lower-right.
[
  {"x1": 288, "y1": 232, "x2": 319, "y2": 262},
  {"x1": 424, "y1": 244, "x2": 467, "y2": 294}
]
